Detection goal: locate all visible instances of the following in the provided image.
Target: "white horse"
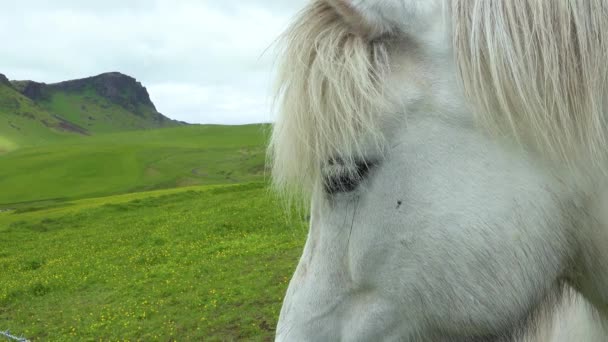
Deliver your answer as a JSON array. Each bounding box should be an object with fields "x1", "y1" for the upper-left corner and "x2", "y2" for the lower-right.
[{"x1": 269, "y1": 0, "x2": 608, "y2": 341}]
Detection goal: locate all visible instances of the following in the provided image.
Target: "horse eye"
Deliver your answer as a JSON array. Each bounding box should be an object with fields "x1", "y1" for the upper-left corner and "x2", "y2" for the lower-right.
[{"x1": 324, "y1": 159, "x2": 376, "y2": 194}]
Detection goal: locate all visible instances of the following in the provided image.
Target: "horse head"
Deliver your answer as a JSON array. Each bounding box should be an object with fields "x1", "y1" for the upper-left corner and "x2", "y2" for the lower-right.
[{"x1": 270, "y1": 1, "x2": 608, "y2": 340}]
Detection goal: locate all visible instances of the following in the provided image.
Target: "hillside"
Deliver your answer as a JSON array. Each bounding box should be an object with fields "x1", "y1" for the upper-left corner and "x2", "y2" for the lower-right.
[
  {"x1": 0, "y1": 74, "x2": 74, "y2": 151},
  {"x1": 0, "y1": 124, "x2": 269, "y2": 207},
  {"x1": 0, "y1": 72, "x2": 183, "y2": 150}
]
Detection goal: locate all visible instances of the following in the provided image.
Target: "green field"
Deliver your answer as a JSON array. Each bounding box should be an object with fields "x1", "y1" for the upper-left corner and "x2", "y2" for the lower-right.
[
  {"x1": 0, "y1": 124, "x2": 306, "y2": 341},
  {"x1": 0, "y1": 183, "x2": 307, "y2": 341},
  {"x1": 0, "y1": 125, "x2": 269, "y2": 207}
]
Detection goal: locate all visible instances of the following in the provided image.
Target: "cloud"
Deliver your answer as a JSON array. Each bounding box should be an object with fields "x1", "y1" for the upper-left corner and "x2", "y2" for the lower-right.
[{"x1": 0, "y1": 0, "x2": 307, "y2": 124}]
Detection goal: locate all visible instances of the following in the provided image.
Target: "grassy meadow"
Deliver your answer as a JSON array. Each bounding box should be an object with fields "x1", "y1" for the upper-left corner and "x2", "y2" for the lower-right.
[
  {"x1": 0, "y1": 125, "x2": 307, "y2": 341},
  {"x1": 0, "y1": 125, "x2": 269, "y2": 206}
]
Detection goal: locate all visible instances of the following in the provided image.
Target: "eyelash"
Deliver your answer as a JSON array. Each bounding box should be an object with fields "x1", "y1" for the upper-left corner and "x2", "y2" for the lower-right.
[{"x1": 323, "y1": 160, "x2": 376, "y2": 194}]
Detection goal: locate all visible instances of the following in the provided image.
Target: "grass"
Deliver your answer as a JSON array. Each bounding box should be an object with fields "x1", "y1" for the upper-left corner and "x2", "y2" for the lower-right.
[
  {"x1": 0, "y1": 122, "x2": 302, "y2": 341},
  {"x1": 0, "y1": 183, "x2": 307, "y2": 341},
  {"x1": 40, "y1": 88, "x2": 177, "y2": 133},
  {"x1": 0, "y1": 124, "x2": 269, "y2": 206},
  {"x1": 0, "y1": 135, "x2": 16, "y2": 153},
  {"x1": 0, "y1": 83, "x2": 72, "y2": 150}
]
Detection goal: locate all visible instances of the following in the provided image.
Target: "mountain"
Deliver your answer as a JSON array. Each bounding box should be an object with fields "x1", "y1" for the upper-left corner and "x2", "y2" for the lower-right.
[{"x1": 0, "y1": 72, "x2": 183, "y2": 151}]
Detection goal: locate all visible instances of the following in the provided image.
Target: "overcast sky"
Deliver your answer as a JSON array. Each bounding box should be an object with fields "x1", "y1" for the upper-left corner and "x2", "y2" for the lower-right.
[{"x1": 0, "y1": 0, "x2": 307, "y2": 124}]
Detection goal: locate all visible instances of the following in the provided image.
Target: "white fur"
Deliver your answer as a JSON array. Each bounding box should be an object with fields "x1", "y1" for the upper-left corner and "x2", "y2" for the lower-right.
[
  {"x1": 335, "y1": 0, "x2": 443, "y2": 36},
  {"x1": 271, "y1": 1, "x2": 608, "y2": 341}
]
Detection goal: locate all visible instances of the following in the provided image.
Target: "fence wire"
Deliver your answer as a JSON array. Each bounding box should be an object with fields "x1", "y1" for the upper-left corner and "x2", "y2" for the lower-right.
[{"x1": 0, "y1": 330, "x2": 29, "y2": 342}]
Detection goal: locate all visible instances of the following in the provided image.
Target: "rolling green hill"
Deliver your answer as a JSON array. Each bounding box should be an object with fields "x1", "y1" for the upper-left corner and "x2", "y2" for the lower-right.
[
  {"x1": 0, "y1": 75, "x2": 73, "y2": 151},
  {"x1": 1, "y1": 72, "x2": 183, "y2": 151},
  {"x1": 0, "y1": 124, "x2": 269, "y2": 207}
]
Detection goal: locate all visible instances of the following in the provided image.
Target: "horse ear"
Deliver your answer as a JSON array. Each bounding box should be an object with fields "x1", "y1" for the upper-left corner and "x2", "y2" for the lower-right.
[
  {"x1": 326, "y1": 0, "x2": 389, "y2": 39},
  {"x1": 327, "y1": 0, "x2": 444, "y2": 39}
]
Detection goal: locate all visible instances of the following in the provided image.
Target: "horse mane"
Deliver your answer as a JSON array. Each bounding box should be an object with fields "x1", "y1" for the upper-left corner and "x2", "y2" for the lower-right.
[
  {"x1": 268, "y1": 0, "x2": 390, "y2": 199},
  {"x1": 451, "y1": 0, "x2": 608, "y2": 169}
]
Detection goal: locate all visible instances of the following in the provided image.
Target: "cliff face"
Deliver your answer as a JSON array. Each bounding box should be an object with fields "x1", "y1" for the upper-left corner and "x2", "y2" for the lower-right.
[
  {"x1": 16, "y1": 81, "x2": 47, "y2": 100},
  {"x1": 49, "y1": 72, "x2": 158, "y2": 115},
  {"x1": 0, "y1": 73, "x2": 10, "y2": 87},
  {"x1": 13, "y1": 72, "x2": 163, "y2": 117}
]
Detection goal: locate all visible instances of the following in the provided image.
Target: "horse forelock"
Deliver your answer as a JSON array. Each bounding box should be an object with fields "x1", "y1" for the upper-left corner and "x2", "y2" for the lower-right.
[
  {"x1": 268, "y1": 0, "x2": 391, "y2": 200},
  {"x1": 452, "y1": 0, "x2": 608, "y2": 171},
  {"x1": 270, "y1": 0, "x2": 608, "y2": 200}
]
